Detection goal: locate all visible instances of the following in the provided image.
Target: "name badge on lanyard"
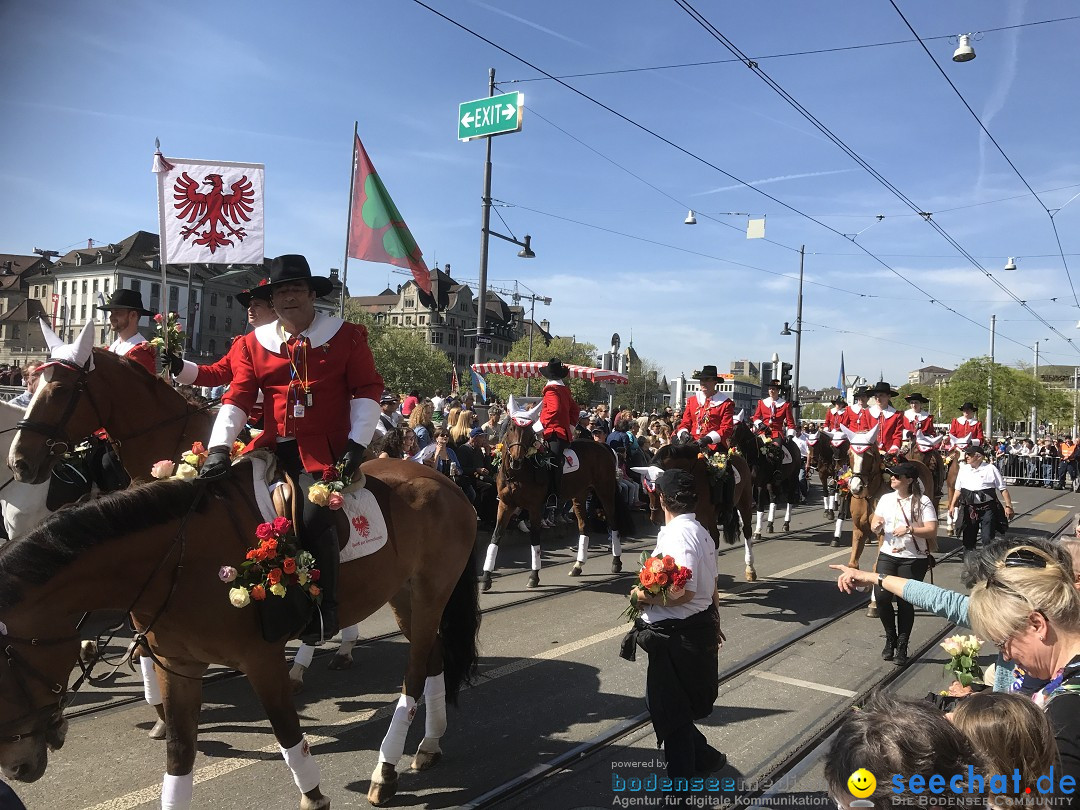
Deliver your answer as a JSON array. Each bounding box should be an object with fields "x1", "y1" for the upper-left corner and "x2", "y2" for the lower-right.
[{"x1": 293, "y1": 403, "x2": 306, "y2": 419}]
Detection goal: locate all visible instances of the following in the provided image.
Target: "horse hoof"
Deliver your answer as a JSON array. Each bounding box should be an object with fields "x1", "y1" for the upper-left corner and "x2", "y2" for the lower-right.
[
  {"x1": 866, "y1": 604, "x2": 879, "y2": 619},
  {"x1": 148, "y1": 719, "x2": 167, "y2": 740},
  {"x1": 480, "y1": 572, "x2": 493, "y2": 592},
  {"x1": 79, "y1": 640, "x2": 98, "y2": 666},
  {"x1": 367, "y1": 777, "x2": 398, "y2": 806},
  {"x1": 745, "y1": 566, "x2": 757, "y2": 582},
  {"x1": 767, "y1": 522, "x2": 774, "y2": 533},
  {"x1": 824, "y1": 510, "x2": 834, "y2": 521},
  {"x1": 753, "y1": 532, "x2": 762, "y2": 541},
  {"x1": 569, "y1": 563, "x2": 582, "y2": 577},
  {"x1": 326, "y1": 654, "x2": 353, "y2": 671},
  {"x1": 831, "y1": 538, "x2": 841, "y2": 547},
  {"x1": 527, "y1": 572, "x2": 540, "y2": 588},
  {"x1": 782, "y1": 522, "x2": 790, "y2": 532},
  {"x1": 300, "y1": 792, "x2": 331, "y2": 810},
  {"x1": 412, "y1": 748, "x2": 442, "y2": 771},
  {"x1": 611, "y1": 557, "x2": 622, "y2": 574}
]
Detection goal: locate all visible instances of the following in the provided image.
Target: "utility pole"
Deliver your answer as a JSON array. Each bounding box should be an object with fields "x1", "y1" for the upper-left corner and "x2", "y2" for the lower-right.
[
  {"x1": 1074, "y1": 368, "x2": 1079, "y2": 439},
  {"x1": 986, "y1": 314, "x2": 995, "y2": 440},
  {"x1": 793, "y1": 245, "x2": 805, "y2": 421},
  {"x1": 1032, "y1": 341, "x2": 1042, "y2": 441},
  {"x1": 474, "y1": 67, "x2": 495, "y2": 368}
]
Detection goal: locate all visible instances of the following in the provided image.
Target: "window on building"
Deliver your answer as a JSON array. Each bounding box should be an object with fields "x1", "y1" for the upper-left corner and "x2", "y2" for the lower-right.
[
  {"x1": 392, "y1": 316, "x2": 398, "y2": 324},
  {"x1": 419, "y1": 315, "x2": 426, "y2": 324},
  {"x1": 226, "y1": 295, "x2": 233, "y2": 309},
  {"x1": 168, "y1": 286, "x2": 179, "y2": 313},
  {"x1": 104, "y1": 279, "x2": 110, "y2": 293},
  {"x1": 405, "y1": 316, "x2": 413, "y2": 325},
  {"x1": 449, "y1": 333, "x2": 457, "y2": 346},
  {"x1": 149, "y1": 282, "x2": 160, "y2": 312},
  {"x1": 61, "y1": 281, "x2": 67, "y2": 296},
  {"x1": 79, "y1": 304, "x2": 86, "y2": 320},
  {"x1": 92, "y1": 279, "x2": 99, "y2": 293},
  {"x1": 430, "y1": 334, "x2": 438, "y2": 344},
  {"x1": 81, "y1": 280, "x2": 88, "y2": 294},
  {"x1": 209, "y1": 315, "x2": 217, "y2": 330},
  {"x1": 210, "y1": 293, "x2": 218, "y2": 307},
  {"x1": 404, "y1": 298, "x2": 415, "y2": 309},
  {"x1": 11, "y1": 326, "x2": 19, "y2": 340},
  {"x1": 208, "y1": 339, "x2": 216, "y2": 356},
  {"x1": 131, "y1": 279, "x2": 141, "y2": 293},
  {"x1": 224, "y1": 317, "x2": 231, "y2": 330}
]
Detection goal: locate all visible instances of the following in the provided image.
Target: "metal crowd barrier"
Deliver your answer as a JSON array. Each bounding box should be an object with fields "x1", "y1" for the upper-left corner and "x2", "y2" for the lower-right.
[{"x1": 994, "y1": 453, "x2": 1077, "y2": 488}]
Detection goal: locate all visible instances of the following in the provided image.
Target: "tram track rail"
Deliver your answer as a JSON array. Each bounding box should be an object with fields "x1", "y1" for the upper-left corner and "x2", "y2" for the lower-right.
[{"x1": 457, "y1": 490, "x2": 1071, "y2": 809}]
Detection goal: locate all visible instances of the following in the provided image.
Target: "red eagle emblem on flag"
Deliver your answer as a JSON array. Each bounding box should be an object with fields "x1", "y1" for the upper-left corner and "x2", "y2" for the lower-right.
[
  {"x1": 351, "y1": 515, "x2": 370, "y2": 537},
  {"x1": 173, "y1": 172, "x2": 255, "y2": 254}
]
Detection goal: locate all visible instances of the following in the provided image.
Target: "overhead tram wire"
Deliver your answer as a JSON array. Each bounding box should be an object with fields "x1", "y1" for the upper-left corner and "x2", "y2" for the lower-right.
[
  {"x1": 412, "y1": 0, "x2": 1037, "y2": 353},
  {"x1": 888, "y1": 0, "x2": 1080, "y2": 311},
  {"x1": 504, "y1": 15, "x2": 1080, "y2": 84},
  {"x1": 671, "y1": 0, "x2": 1079, "y2": 356}
]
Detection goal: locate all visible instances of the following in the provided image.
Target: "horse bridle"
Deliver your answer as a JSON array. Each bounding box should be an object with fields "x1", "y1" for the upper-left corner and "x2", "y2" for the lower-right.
[
  {"x1": 847, "y1": 441, "x2": 881, "y2": 499},
  {"x1": 14, "y1": 357, "x2": 102, "y2": 460}
]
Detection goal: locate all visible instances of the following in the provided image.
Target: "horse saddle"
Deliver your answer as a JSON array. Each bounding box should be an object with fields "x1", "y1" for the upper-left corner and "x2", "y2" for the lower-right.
[{"x1": 246, "y1": 451, "x2": 388, "y2": 563}]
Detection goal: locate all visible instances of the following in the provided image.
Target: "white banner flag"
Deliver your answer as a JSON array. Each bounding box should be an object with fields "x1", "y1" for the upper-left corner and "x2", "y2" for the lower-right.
[{"x1": 155, "y1": 156, "x2": 264, "y2": 265}]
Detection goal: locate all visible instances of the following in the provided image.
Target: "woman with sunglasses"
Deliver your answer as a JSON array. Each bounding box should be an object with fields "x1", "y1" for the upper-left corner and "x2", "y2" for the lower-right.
[
  {"x1": 868, "y1": 461, "x2": 938, "y2": 665},
  {"x1": 969, "y1": 545, "x2": 1080, "y2": 790}
]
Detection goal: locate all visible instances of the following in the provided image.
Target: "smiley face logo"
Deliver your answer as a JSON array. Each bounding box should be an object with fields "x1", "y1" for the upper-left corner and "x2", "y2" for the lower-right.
[{"x1": 847, "y1": 769, "x2": 876, "y2": 798}]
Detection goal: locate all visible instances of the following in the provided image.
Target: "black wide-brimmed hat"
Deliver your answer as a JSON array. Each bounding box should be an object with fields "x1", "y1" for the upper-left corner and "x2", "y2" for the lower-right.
[
  {"x1": 694, "y1": 365, "x2": 719, "y2": 380},
  {"x1": 766, "y1": 378, "x2": 782, "y2": 388},
  {"x1": 95, "y1": 288, "x2": 154, "y2": 316},
  {"x1": 867, "y1": 380, "x2": 899, "y2": 397},
  {"x1": 267, "y1": 255, "x2": 333, "y2": 297},
  {"x1": 853, "y1": 386, "x2": 869, "y2": 398},
  {"x1": 832, "y1": 395, "x2": 847, "y2": 405},
  {"x1": 959, "y1": 401, "x2": 978, "y2": 412},
  {"x1": 236, "y1": 278, "x2": 274, "y2": 308},
  {"x1": 540, "y1": 358, "x2": 571, "y2": 380},
  {"x1": 905, "y1": 392, "x2": 929, "y2": 404}
]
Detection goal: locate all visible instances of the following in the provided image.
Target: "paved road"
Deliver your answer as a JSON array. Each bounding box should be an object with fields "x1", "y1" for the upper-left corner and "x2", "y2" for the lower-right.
[{"x1": 8, "y1": 482, "x2": 1077, "y2": 810}]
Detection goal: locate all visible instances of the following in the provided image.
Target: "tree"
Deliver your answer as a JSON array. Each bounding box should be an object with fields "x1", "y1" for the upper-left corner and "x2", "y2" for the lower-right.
[
  {"x1": 343, "y1": 304, "x2": 450, "y2": 396},
  {"x1": 483, "y1": 336, "x2": 601, "y2": 405},
  {"x1": 622, "y1": 355, "x2": 666, "y2": 413}
]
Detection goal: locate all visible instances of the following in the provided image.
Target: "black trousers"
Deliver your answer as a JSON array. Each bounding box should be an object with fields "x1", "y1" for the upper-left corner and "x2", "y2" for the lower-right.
[
  {"x1": 960, "y1": 504, "x2": 997, "y2": 551},
  {"x1": 663, "y1": 720, "x2": 712, "y2": 780},
  {"x1": 874, "y1": 552, "x2": 930, "y2": 638},
  {"x1": 547, "y1": 435, "x2": 569, "y2": 500}
]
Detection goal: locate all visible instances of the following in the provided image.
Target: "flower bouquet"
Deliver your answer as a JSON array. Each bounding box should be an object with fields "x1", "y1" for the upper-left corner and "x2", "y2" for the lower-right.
[
  {"x1": 941, "y1": 634, "x2": 984, "y2": 688},
  {"x1": 308, "y1": 464, "x2": 351, "y2": 511},
  {"x1": 835, "y1": 468, "x2": 853, "y2": 493},
  {"x1": 149, "y1": 312, "x2": 184, "y2": 378},
  {"x1": 621, "y1": 551, "x2": 693, "y2": 623},
  {"x1": 221, "y1": 517, "x2": 321, "y2": 642},
  {"x1": 149, "y1": 441, "x2": 244, "y2": 480}
]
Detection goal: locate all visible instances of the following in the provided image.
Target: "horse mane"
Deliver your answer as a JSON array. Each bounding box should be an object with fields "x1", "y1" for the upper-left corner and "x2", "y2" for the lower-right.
[{"x1": 0, "y1": 477, "x2": 207, "y2": 609}]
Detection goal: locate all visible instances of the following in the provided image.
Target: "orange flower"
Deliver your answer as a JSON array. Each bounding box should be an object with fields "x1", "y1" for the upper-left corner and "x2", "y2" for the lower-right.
[
  {"x1": 662, "y1": 555, "x2": 676, "y2": 572},
  {"x1": 655, "y1": 572, "x2": 668, "y2": 587},
  {"x1": 245, "y1": 548, "x2": 258, "y2": 561},
  {"x1": 648, "y1": 557, "x2": 665, "y2": 575},
  {"x1": 267, "y1": 568, "x2": 282, "y2": 585},
  {"x1": 282, "y1": 558, "x2": 296, "y2": 575},
  {"x1": 640, "y1": 569, "x2": 658, "y2": 588},
  {"x1": 250, "y1": 585, "x2": 266, "y2": 601}
]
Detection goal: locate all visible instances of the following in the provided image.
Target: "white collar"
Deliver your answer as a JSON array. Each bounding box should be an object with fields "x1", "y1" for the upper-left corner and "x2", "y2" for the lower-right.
[
  {"x1": 544, "y1": 378, "x2": 567, "y2": 388},
  {"x1": 109, "y1": 332, "x2": 148, "y2": 354},
  {"x1": 956, "y1": 415, "x2": 976, "y2": 425},
  {"x1": 870, "y1": 404, "x2": 896, "y2": 418},
  {"x1": 762, "y1": 396, "x2": 784, "y2": 408},
  {"x1": 697, "y1": 390, "x2": 728, "y2": 405},
  {"x1": 254, "y1": 312, "x2": 343, "y2": 352},
  {"x1": 904, "y1": 408, "x2": 925, "y2": 420},
  {"x1": 850, "y1": 402, "x2": 864, "y2": 413}
]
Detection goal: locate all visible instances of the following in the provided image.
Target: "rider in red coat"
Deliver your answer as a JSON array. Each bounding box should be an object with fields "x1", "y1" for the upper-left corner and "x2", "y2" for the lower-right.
[
  {"x1": 867, "y1": 381, "x2": 904, "y2": 454},
  {"x1": 839, "y1": 386, "x2": 874, "y2": 432},
  {"x1": 949, "y1": 402, "x2": 985, "y2": 449},
  {"x1": 902, "y1": 392, "x2": 934, "y2": 442},
  {"x1": 535, "y1": 358, "x2": 579, "y2": 499},
  {"x1": 752, "y1": 379, "x2": 796, "y2": 439},
  {"x1": 823, "y1": 396, "x2": 848, "y2": 432},
  {"x1": 675, "y1": 365, "x2": 734, "y2": 450}
]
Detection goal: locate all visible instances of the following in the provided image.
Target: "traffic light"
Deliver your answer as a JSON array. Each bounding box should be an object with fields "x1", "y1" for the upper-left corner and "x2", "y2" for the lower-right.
[
  {"x1": 781, "y1": 362, "x2": 793, "y2": 398},
  {"x1": 759, "y1": 362, "x2": 773, "y2": 396}
]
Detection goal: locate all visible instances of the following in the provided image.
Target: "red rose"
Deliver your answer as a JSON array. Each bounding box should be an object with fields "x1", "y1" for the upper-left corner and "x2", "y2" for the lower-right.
[
  {"x1": 255, "y1": 522, "x2": 274, "y2": 540},
  {"x1": 250, "y1": 585, "x2": 266, "y2": 601},
  {"x1": 282, "y1": 557, "x2": 296, "y2": 574},
  {"x1": 272, "y1": 516, "x2": 291, "y2": 536},
  {"x1": 655, "y1": 572, "x2": 668, "y2": 587},
  {"x1": 321, "y1": 468, "x2": 338, "y2": 483},
  {"x1": 262, "y1": 538, "x2": 278, "y2": 555},
  {"x1": 245, "y1": 548, "x2": 258, "y2": 561},
  {"x1": 662, "y1": 555, "x2": 677, "y2": 573},
  {"x1": 309, "y1": 569, "x2": 321, "y2": 582},
  {"x1": 267, "y1": 568, "x2": 282, "y2": 585},
  {"x1": 191, "y1": 441, "x2": 206, "y2": 455}
]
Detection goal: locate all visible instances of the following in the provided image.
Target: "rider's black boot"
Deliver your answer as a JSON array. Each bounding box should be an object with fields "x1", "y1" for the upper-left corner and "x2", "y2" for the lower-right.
[{"x1": 301, "y1": 527, "x2": 339, "y2": 645}]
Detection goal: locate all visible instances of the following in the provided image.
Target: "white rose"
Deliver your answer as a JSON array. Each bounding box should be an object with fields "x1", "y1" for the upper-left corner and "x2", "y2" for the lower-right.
[
  {"x1": 228, "y1": 587, "x2": 250, "y2": 608},
  {"x1": 174, "y1": 462, "x2": 198, "y2": 480}
]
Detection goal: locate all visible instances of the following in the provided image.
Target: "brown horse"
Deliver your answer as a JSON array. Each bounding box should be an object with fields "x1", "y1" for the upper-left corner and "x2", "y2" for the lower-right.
[
  {"x1": 4, "y1": 352, "x2": 480, "y2": 807},
  {"x1": 646, "y1": 443, "x2": 757, "y2": 580},
  {"x1": 807, "y1": 430, "x2": 848, "y2": 521},
  {"x1": 480, "y1": 420, "x2": 631, "y2": 591},
  {"x1": 944, "y1": 447, "x2": 962, "y2": 535},
  {"x1": 907, "y1": 432, "x2": 947, "y2": 505}
]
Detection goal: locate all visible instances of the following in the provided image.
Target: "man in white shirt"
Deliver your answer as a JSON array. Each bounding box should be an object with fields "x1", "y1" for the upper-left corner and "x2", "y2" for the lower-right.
[
  {"x1": 789, "y1": 427, "x2": 810, "y2": 503},
  {"x1": 948, "y1": 444, "x2": 1014, "y2": 556},
  {"x1": 430, "y1": 389, "x2": 445, "y2": 419}
]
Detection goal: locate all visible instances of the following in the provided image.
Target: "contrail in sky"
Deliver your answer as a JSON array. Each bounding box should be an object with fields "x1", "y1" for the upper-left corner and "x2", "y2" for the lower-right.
[
  {"x1": 467, "y1": 1, "x2": 587, "y2": 48},
  {"x1": 694, "y1": 169, "x2": 856, "y2": 196}
]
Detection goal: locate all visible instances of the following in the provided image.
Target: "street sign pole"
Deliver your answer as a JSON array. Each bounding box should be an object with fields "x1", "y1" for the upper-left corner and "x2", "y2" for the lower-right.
[{"x1": 474, "y1": 68, "x2": 495, "y2": 368}]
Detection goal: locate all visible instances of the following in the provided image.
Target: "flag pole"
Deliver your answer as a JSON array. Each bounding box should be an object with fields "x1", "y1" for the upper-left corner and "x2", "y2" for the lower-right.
[
  {"x1": 340, "y1": 122, "x2": 358, "y2": 319},
  {"x1": 152, "y1": 137, "x2": 170, "y2": 349}
]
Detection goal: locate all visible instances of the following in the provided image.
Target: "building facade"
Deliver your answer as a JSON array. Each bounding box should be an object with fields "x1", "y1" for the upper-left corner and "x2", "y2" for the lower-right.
[{"x1": 907, "y1": 365, "x2": 954, "y2": 386}]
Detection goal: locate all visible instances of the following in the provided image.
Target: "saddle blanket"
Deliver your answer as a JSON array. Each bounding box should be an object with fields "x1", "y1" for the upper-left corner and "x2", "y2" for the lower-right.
[
  {"x1": 781, "y1": 446, "x2": 793, "y2": 465},
  {"x1": 247, "y1": 452, "x2": 388, "y2": 563},
  {"x1": 562, "y1": 448, "x2": 581, "y2": 474}
]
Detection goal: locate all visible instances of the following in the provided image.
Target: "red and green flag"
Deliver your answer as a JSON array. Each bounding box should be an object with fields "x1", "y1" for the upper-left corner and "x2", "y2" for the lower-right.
[{"x1": 347, "y1": 134, "x2": 431, "y2": 295}]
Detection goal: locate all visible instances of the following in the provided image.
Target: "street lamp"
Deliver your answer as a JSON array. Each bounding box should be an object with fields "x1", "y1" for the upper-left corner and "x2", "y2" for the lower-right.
[
  {"x1": 780, "y1": 245, "x2": 806, "y2": 419},
  {"x1": 475, "y1": 227, "x2": 535, "y2": 368}
]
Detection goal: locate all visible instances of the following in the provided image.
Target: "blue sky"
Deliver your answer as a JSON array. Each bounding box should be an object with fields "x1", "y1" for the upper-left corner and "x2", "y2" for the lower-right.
[{"x1": 2, "y1": 0, "x2": 1079, "y2": 389}]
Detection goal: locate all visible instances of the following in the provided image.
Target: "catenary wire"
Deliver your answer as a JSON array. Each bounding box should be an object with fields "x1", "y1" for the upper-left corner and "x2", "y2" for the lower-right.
[
  {"x1": 888, "y1": 0, "x2": 1080, "y2": 311},
  {"x1": 411, "y1": 0, "x2": 1039, "y2": 354}
]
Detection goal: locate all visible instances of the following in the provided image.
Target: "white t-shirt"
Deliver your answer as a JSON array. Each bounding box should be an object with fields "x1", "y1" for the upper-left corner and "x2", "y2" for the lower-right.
[
  {"x1": 956, "y1": 461, "x2": 1007, "y2": 492},
  {"x1": 641, "y1": 513, "x2": 717, "y2": 622},
  {"x1": 874, "y1": 492, "x2": 937, "y2": 559},
  {"x1": 431, "y1": 395, "x2": 445, "y2": 415}
]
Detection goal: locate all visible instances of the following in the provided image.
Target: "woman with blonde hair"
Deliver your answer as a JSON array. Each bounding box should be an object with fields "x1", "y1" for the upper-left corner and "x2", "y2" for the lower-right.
[
  {"x1": 449, "y1": 408, "x2": 473, "y2": 447},
  {"x1": 408, "y1": 400, "x2": 436, "y2": 449},
  {"x1": 951, "y1": 692, "x2": 1059, "y2": 807},
  {"x1": 968, "y1": 544, "x2": 1080, "y2": 788}
]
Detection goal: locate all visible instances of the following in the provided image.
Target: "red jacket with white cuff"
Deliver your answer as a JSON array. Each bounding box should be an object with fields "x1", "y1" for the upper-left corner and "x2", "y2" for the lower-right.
[
  {"x1": 902, "y1": 408, "x2": 934, "y2": 440},
  {"x1": 751, "y1": 396, "x2": 795, "y2": 439},
  {"x1": 870, "y1": 404, "x2": 904, "y2": 454},
  {"x1": 535, "y1": 380, "x2": 579, "y2": 442},
  {"x1": 676, "y1": 390, "x2": 734, "y2": 448}
]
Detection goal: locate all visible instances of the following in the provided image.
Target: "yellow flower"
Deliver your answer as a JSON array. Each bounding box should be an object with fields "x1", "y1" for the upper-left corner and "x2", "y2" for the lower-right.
[
  {"x1": 174, "y1": 462, "x2": 198, "y2": 480},
  {"x1": 270, "y1": 583, "x2": 287, "y2": 598},
  {"x1": 297, "y1": 571, "x2": 309, "y2": 586},
  {"x1": 182, "y1": 452, "x2": 200, "y2": 466},
  {"x1": 308, "y1": 485, "x2": 330, "y2": 507},
  {"x1": 228, "y1": 587, "x2": 250, "y2": 608}
]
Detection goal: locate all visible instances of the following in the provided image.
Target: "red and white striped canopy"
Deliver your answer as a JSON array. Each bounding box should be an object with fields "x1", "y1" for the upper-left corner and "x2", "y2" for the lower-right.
[{"x1": 471, "y1": 361, "x2": 629, "y2": 384}]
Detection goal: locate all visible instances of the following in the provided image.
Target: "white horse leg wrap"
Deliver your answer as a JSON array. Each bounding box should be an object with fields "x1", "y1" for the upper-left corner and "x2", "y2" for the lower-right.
[
  {"x1": 293, "y1": 644, "x2": 315, "y2": 669},
  {"x1": 768, "y1": 503, "x2": 776, "y2": 522},
  {"x1": 576, "y1": 534, "x2": 589, "y2": 563},
  {"x1": 423, "y1": 673, "x2": 447, "y2": 740},
  {"x1": 827, "y1": 495, "x2": 834, "y2": 510},
  {"x1": 161, "y1": 772, "x2": 193, "y2": 810},
  {"x1": 530, "y1": 545, "x2": 541, "y2": 571},
  {"x1": 834, "y1": 518, "x2": 844, "y2": 538},
  {"x1": 141, "y1": 656, "x2": 162, "y2": 706},
  {"x1": 483, "y1": 542, "x2": 499, "y2": 573},
  {"x1": 280, "y1": 736, "x2": 321, "y2": 793},
  {"x1": 378, "y1": 694, "x2": 417, "y2": 765},
  {"x1": 755, "y1": 512, "x2": 763, "y2": 532},
  {"x1": 744, "y1": 536, "x2": 754, "y2": 567},
  {"x1": 784, "y1": 504, "x2": 792, "y2": 522},
  {"x1": 610, "y1": 530, "x2": 621, "y2": 557},
  {"x1": 870, "y1": 589, "x2": 877, "y2": 605}
]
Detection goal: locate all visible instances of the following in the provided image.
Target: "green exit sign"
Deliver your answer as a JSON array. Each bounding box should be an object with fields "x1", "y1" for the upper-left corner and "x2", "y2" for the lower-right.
[{"x1": 458, "y1": 91, "x2": 523, "y2": 141}]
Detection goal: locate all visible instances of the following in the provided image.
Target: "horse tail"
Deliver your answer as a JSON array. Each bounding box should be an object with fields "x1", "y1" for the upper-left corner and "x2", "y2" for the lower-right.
[
  {"x1": 440, "y1": 549, "x2": 481, "y2": 706},
  {"x1": 721, "y1": 507, "x2": 739, "y2": 545}
]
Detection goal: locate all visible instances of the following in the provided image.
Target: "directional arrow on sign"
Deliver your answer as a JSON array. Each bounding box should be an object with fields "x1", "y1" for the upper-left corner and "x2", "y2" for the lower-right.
[
  {"x1": 461, "y1": 112, "x2": 475, "y2": 128},
  {"x1": 503, "y1": 104, "x2": 516, "y2": 119}
]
